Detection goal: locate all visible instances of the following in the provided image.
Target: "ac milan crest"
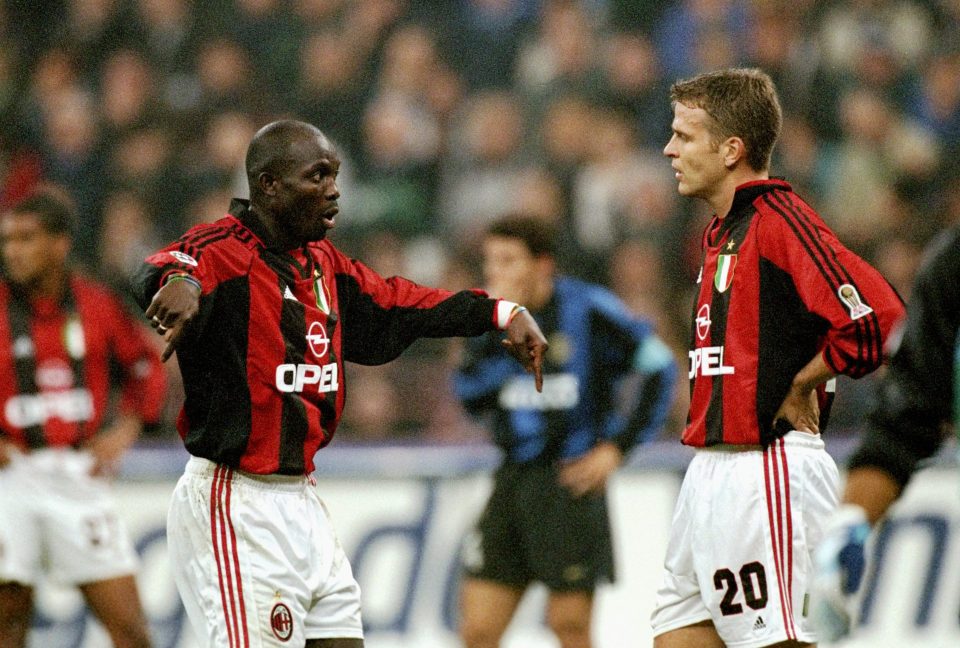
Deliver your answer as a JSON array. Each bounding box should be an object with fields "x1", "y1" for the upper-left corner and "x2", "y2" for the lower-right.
[{"x1": 271, "y1": 602, "x2": 293, "y2": 642}]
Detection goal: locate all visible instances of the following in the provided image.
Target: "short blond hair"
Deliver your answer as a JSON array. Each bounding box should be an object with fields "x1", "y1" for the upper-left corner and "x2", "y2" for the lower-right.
[{"x1": 670, "y1": 68, "x2": 782, "y2": 171}]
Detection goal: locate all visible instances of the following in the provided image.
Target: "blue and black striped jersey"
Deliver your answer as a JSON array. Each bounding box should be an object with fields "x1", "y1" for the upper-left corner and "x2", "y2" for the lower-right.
[{"x1": 455, "y1": 276, "x2": 676, "y2": 464}]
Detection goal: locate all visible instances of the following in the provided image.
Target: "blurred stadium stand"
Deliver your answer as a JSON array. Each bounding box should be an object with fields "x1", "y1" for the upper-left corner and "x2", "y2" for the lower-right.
[{"x1": 2, "y1": 0, "x2": 959, "y2": 444}]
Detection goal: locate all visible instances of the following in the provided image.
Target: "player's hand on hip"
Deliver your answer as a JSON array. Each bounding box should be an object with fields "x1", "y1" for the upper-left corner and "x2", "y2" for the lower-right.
[
  {"x1": 773, "y1": 384, "x2": 820, "y2": 434},
  {"x1": 811, "y1": 504, "x2": 871, "y2": 641},
  {"x1": 146, "y1": 276, "x2": 201, "y2": 362},
  {"x1": 502, "y1": 309, "x2": 548, "y2": 392}
]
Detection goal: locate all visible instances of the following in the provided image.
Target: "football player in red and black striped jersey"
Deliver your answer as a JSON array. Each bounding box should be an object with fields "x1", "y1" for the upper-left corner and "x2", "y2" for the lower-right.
[
  {"x1": 650, "y1": 69, "x2": 904, "y2": 648},
  {"x1": 134, "y1": 120, "x2": 547, "y2": 648},
  {"x1": 0, "y1": 187, "x2": 166, "y2": 648}
]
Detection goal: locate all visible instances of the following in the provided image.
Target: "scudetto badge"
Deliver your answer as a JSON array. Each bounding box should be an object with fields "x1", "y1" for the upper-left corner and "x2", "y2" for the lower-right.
[{"x1": 714, "y1": 254, "x2": 736, "y2": 293}]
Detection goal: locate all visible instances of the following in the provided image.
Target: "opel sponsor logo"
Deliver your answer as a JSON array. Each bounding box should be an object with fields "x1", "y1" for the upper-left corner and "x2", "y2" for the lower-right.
[
  {"x1": 306, "y1": 321, "x2": 329, "y2": 359},
  {"x1": 695, "y1": 304, "x2": 711, "y2": 341},
  {"x1": 275, "y1": 363, "x2": 339, "y2": 394}
]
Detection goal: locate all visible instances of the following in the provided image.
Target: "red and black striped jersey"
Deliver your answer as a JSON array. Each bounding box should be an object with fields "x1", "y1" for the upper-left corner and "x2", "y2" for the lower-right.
[
  {"x1": 0, "y1": 275, "x2": 167, "y2": 449},
  {"x1": 134, "y1": 199, "x2": 503, "y2": 475},
  {"x1": 685, "y1": 179, "x2": 904, "y2": 447}
]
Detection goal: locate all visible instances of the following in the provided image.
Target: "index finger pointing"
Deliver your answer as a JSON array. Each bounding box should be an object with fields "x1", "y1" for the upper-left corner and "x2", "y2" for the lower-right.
[
  {"x1": 160, "y1": 326, "x2": 184, "y2": 362},
  {"x1": 532, "y1": 346, "x2": 544, "y2": 392}
]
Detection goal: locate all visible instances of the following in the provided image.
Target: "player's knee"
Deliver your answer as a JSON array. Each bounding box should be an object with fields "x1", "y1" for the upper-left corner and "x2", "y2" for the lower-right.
[
  {"x1": 103, "y1": 617, "x2": 152, "y2": 648},
  {"x1": 546, "y1": 611, "x2": 591, "y2": 648},
  {"x1": 0, "y1": 584, "x2": 32, "y2": 644},
  {"x1": 460, "y1": 618, "x2": 504, "y2": 648},
  {"x1": 0, "y1": 614, "x2": 30, "y2": 644}
]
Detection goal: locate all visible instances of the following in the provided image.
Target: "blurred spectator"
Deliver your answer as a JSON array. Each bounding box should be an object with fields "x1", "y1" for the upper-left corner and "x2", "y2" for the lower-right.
[
  {"x1": 189, "y1": 36, "x2": 265, "y2": 126},
  {"x1": 351, "y1": 95, "x2": 438, "y2": 237},
  {"x1": 572, "y1": 107, "x2": 670, "y2": 270},
  {"x1": 820, "y1": 86, "x2": 939, "y2": 253},
  {"x1": 7, "y1": 0, "x2": 960, "y2": 442},
  {"x1": 338, "y1": 365, "x2": 404, "y2": 442},
  {"x1": 515, "y1": 0, "x2": 603, "y2": 112},
  {"x1": 817, "y1": 0, "x2": 933, "y2": 77},
  {"x1": 596, "y1": 31, "x2": 671, "y2": 146},
  {"x1": 107, "y1": 126, "x2": 177, "y2": 231},
  {"x1": 440, "y1": 0, "x2": 538, "y2": 90},
  {"x1": 98, "y1": 190, "x2": 162, "y2": 295},
  {"x1": 808, "y1": 0, "x2": 934, "y2": 136},
  {"x1": 438, "y1": 90, "x2": 527, "y2": 241},
  {"x1": 653, "y1": 0, "x2": 753, "y2": 79},
  {"x1": 39, "y1": 89, "x2": 106, "y2": 267},
  {"x1": 56, "y1": 0, "x2": 129, "y2": 74},
  {"x1": 131, "y1": 0, "x2": 196, "y2": 75},
  {"x1": 181, "y1": 110, "x2": 255, "y2": 200},
  {"x1": 906, "y1": 48, "x2": 960, "y2": 156},
  {"x1": 297, "y1": 28, "x2": 371, "y2": 159},
  {"x1": 98, "y1": 48, "x2": 164, "y2": 137},
  {"x1": 0, "y1": 135, "x2": 42, "y2": 210},
  {"x1": 536, "y1": 93, "x2": 592, "y2": 194},
  {"x1": 873, "y1": 236, "x2": 923, "y2": 299},
  {"x1": 607, "y1": 238, "x2": 671, "y2": 338},
  {"x1": 226, "y1": 0, "x2": 303, "y2": 107}
]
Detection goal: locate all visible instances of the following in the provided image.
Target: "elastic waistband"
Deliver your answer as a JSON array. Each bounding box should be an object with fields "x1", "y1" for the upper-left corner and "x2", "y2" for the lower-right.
[
  {"x1": 184, "y1": 456, "x2": 312, "y2": 492},
  {"x1": 699, "y1": 430, "x2": 825, "y2": 454}
]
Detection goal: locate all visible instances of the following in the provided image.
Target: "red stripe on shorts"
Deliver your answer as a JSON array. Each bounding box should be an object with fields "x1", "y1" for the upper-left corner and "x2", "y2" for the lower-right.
[
  {"x1": 778, "y1": 440, "x2": 795, "y2": 628},
  {"x1": 211, "y1": 466, "x2": 236, "y2": 648},
  {"x1": 763, "y1": 440, "x2": 797, "y2": 640},
  {"x1": 224, "y1": 470, "x2": 250, "y2": 646},
  {"x1": 217, "y1": 468, "x2": 243, "y2": 648}
]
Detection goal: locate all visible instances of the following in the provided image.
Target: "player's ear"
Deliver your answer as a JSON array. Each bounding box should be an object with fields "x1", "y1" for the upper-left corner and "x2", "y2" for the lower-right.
[
  {"x1": 54, "y1": 233, "x2": 71, "y2": 262},
  {"x1": 537, "y1": 254, "x2": 556, "y2": 277},
  {"x1": 721, "y1": 137, "x2": 746, "y2": 169},
  {"x1": 258, "y1": 172, "x2": 278, "y2": 196}
]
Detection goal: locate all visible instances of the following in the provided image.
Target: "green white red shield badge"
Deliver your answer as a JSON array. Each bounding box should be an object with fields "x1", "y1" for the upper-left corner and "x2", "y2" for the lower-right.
[{"x1": 714, "y1": 254, "x2": 737, "y2": 293}]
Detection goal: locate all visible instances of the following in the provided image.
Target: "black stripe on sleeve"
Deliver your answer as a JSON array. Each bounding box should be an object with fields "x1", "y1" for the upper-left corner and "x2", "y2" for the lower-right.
[
  {"x1": 771, "y1": 191, "x2": 883, "y2": 370},
  {"x1": 763, "y1": 192, "x2": 880, "y2": 375}
]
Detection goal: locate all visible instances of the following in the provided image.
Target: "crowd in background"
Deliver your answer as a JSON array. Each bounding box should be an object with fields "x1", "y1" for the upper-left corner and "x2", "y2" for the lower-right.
[{"x1": 1, "y1": 0, "x2": 958, "y2": 444}]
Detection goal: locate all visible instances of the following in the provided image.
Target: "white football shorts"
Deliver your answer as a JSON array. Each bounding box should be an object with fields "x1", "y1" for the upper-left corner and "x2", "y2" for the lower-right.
[
  {"x1": 0, "y1": 447, "x2": 140, "y2": 586},
  {"x1": 167, "y1": 456, "x2": 363, "y2": 647},
  {"x1": 651, "y1": 431, "x2": 840, "y2": 647}
]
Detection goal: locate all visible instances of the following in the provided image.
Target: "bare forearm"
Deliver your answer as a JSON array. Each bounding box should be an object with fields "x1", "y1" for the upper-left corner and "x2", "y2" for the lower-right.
[{"x1": 793, "y1": 352, "x2": 836, "y2": 392}]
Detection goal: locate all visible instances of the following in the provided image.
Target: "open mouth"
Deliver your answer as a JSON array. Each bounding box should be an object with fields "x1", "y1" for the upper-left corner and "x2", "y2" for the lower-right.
[{"x1": 321, "y1": 207, "x2": 338, "y2": 227}]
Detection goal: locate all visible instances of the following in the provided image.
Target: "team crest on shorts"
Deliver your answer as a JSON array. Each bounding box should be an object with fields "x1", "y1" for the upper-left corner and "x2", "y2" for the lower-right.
[{"x1": 271, "y1": 602, "x2": 294, "y2": 642}]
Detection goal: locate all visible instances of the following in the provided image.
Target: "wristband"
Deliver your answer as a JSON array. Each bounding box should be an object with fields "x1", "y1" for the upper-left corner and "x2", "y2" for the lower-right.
[
  {"x1": 495, "y1": 300, "x2": 527, "y2": 330},
  {"x1": 164, "y1": 273, "x2": 202, "y2": 291}
]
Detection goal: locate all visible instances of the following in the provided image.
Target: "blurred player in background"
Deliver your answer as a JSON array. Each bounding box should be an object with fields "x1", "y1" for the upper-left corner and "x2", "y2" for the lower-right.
[
  {"x1": 0, "y1": 187, "x2": 166, "y2": 648},
  {"x1": 134, "y1": 120, "x2": 547, "y2": 648},
  {"x1": 455, "y1": 214, "x2": 677, "y2": 648},
  {"x1": 651, "y1": 68, "x2": 904, "y2": 648},
  {"x1": 812, "y1": 224, "x2": 960, "y2": 640}
]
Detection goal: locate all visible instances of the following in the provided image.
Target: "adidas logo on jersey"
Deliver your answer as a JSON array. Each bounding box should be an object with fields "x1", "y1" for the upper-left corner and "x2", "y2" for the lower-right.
[{"x1": 753, "y1": 616, "x2": 766, "y2": 632}]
